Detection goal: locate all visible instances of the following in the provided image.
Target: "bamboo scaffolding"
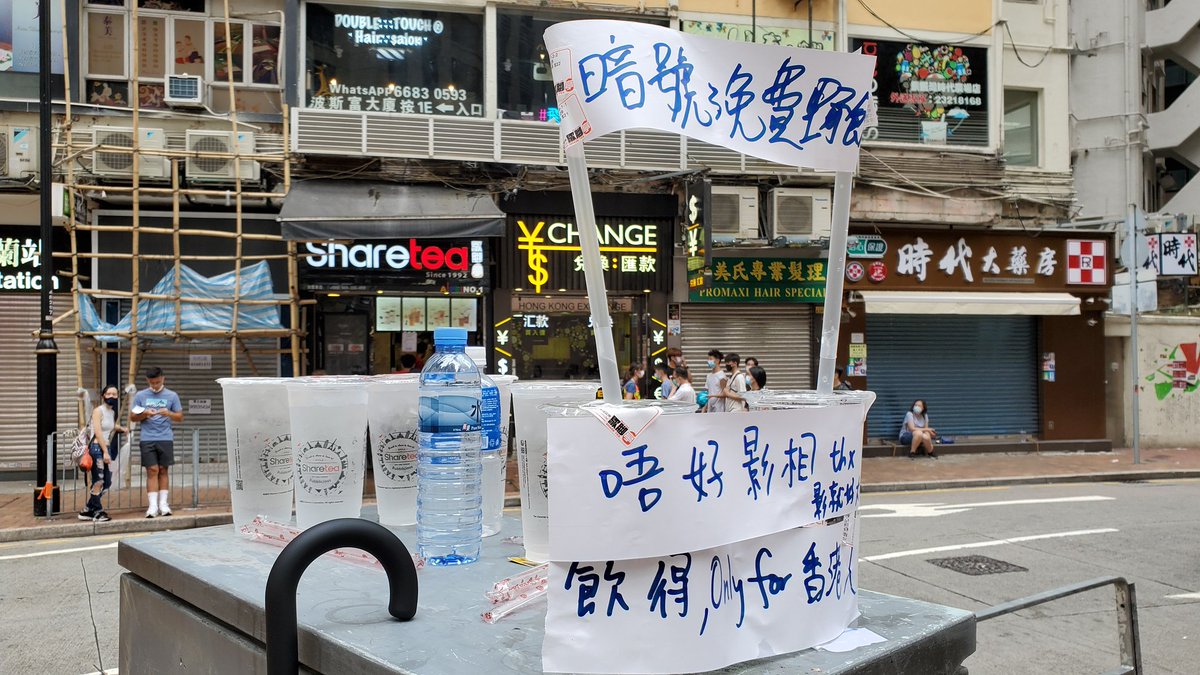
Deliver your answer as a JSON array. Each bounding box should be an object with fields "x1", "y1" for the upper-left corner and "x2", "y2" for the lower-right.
[
  {"x1": 221, "y1": 0, "x2": 245, "y2": 378},
  {"x1": 60, "y1": 144, "x2": 288, "y2": 163},
  {"x1": 127, "y1": 0, "x2": 143, "y2": 391},
  {"x1": 67, "y1": 184, "x2": 288, "y2": 199},
  {"x1": 58, "y1": 0, "x2": 85, "y2": 426},
  {"x1": 64, "y1": 225, "x2": 284, "y2": 241},
  {"x1": 70, "y1": 252, "x2": 292, "y2": 261}
]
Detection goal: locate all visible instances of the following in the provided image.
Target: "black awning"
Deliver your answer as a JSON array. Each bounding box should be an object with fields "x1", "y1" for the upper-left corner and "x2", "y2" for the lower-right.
[{"x1": 279, "y1": 181, "x2": 505, "y2": 240}]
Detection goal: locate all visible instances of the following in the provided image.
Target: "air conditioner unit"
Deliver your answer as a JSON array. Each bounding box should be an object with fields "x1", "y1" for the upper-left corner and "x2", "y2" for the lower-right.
[
  {"x1": 1, "y1": 126, "x2": 38, "y2": 179},
  {"x1": 769, "y1": 187, "x2": 832, "y2": 243},
  {"x1": 91, "y1": 126, "x2": 168, "y2": 179},
  {"x1": 185, "y1": 130, "x2": 260, "y2": 182},
  {"x1": 710, "y1": 186, "x2": 759, "y2": 242},
  {"x1": 165, "y1": 74, "x2": 205, "y2": 108}
]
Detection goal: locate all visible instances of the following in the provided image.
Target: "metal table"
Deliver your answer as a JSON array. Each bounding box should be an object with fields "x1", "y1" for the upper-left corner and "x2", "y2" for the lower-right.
[{"x1": 118, "y1": 511, "x2": 975, "y2": 674}]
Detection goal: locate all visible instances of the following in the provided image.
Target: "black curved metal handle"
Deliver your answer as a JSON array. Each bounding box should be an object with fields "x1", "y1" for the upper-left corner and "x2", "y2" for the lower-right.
[{"x1": 265, "y1": 518, "x2": 419, "y2": 675}]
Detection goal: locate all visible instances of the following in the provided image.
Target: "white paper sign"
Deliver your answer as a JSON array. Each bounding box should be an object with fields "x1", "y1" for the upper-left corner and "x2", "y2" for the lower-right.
[
  {"x1": 544, "y1": 521, "x2": 859, "y2": 674},
  {"x1": 188, "y1": 354, "x2": 212, "y2": 370},
  {"x1": 188, "y1": 398, "x2": 212, "y2": 415},
  {"x1": 548, "y1": 405, "x2": 864, "y2": 562},
  {"x1": 543, "y1": 20, "x2": 876, "y2": 172}
]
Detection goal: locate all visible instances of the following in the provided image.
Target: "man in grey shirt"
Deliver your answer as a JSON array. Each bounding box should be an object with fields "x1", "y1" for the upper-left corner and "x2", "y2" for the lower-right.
[{"x1": 131, "y1": 366, "x2": 184, "y2": 517}]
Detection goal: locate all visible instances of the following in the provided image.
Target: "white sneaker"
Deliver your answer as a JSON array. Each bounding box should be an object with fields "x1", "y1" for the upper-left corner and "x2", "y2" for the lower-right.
[
  {"x1": 146, "y1": 505, "x2": 160, "y2": 518},
  {"x1": 159, "y1": 504, "x2": 172, "y2": 516}
]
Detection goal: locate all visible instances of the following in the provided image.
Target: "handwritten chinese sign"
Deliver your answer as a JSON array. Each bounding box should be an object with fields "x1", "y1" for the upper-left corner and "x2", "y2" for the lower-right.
[
  {"x1": 544, "y1": 520, "x2": 859, "y2": 674},
  {"x1": 543, "y1": 20, "x2": 876, "y2": 172},
  {"x1": 689, "y1": 257, "x2": 828, "y2": 303},
  {"x1": 547, "y1": 404, "x2": 864, "y2": 562}
]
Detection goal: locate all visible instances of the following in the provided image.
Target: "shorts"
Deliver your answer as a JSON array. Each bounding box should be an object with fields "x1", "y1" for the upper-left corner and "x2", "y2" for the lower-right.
[
  {"x1": 140, "y1": 440, "x2": 175, "y2": 468},
  {"x1": 899, "y1": 431, "x2": 914, "y2": 445}
]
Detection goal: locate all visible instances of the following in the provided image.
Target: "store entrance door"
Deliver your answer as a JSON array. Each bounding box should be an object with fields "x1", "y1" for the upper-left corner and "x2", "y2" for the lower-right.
[{"x1": 509, "y1": 295, "x2": 643, "y2": 381}]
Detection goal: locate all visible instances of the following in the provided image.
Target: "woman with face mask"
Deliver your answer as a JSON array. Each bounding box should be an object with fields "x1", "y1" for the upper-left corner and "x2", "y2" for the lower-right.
[
  {"x1": 899, "y1": 399, "x2": 937, "y2": 459},
  {"x1": 80, "y1": 385, "x2": 129, "y2": 521}
]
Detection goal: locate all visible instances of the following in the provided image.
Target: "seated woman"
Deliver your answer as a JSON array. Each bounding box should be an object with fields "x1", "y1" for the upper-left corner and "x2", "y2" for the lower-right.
[{"x1": 899, "y1": 399, "x2": 938, "y2": 459}]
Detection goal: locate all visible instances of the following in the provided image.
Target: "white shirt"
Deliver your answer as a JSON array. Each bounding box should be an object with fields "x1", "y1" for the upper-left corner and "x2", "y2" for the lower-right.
[
  {"x1": 704, "y1": 371, "x2": 727, "y2": 412},
  {"x1": 726, "y1": 369, "x2": 748, "y2": 412},
  {"x1": 669, "y1": 381, "x2": 696, "y2": 404}
]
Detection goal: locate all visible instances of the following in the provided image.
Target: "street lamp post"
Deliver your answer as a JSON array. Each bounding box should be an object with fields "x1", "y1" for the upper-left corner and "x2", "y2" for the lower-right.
[{"x1": 33, "y1": 0, "x2": 59, "y2": 516}]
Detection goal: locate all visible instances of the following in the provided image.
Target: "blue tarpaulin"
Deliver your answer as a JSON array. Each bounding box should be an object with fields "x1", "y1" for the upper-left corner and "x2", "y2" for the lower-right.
[{"x1": 78, "y1": 261, "x2": 284, "y2": 342}]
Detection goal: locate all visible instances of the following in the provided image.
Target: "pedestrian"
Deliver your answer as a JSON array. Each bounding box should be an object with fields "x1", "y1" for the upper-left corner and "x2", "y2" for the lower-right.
[
  {"x1": 131, "y1": 367, "x2": 184, "y2": 517},
  {"x1": 653, "y1": 363, "x2": 675, "y2": 400},
  {"x1": 747, "y1": 366, "x2": 767, "y2": 391},
  {"x1": 703, "y1": 349, "x2": 727, "y2": 412},
  {"x1": 742, "y1": 357, "x2": 759, "y2": 390},
  {"x1": 79, "y1": 385, "x2": 127, "y2": 522},
  {"x1": 833, "y1": 368, "x2": 853, "y2": 391},
  {"x1": 668, "y1": 366, "x2": 697, "y2": 405},
  {"x1": 622, "y1": 364, "x2": 644, "y2": 400},
  {"x1": 666, "y1": 347, "x2": 686, "y2": 369},
  {"x1": 900, "y1": 398, "x2": 938, "y2": 459},
  {"x1": 720, "y1": 352, "x2": 750, "y2": 412}
]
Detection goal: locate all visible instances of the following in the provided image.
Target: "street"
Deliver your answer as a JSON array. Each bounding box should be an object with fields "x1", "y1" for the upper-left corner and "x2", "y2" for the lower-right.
[{"x1": 1, "y1": 480, "x2": 1197, "y2": 674}]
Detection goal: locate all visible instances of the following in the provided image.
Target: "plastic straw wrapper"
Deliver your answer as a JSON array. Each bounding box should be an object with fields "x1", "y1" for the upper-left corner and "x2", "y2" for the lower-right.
[
  {"x1": 241, "y1": 516, "x2": 425, "y2": 571},
  {"x1": 482, "y1": 562, "x2": 550, "y2": 624}
]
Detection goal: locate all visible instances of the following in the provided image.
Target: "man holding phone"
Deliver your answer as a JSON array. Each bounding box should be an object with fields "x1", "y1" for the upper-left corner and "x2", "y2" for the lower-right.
[{"x1": 131, "y1": 366, "x2": 184, "y2": 517}]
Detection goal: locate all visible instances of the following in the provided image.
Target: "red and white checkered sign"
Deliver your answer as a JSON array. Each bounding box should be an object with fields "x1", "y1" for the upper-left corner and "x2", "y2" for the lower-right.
[{"x1": 1067, "y1": 240, "x2": 1108, "y2": 285}]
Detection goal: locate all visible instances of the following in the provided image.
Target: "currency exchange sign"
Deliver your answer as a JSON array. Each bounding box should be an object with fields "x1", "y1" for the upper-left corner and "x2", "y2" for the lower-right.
[{"x1": 543, "y1": 20, "x2": 877, "y2": 172}]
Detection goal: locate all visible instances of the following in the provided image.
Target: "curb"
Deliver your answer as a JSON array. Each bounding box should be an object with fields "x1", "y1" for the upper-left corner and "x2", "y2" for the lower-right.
[
  {"x1": 0, "y1": 511, "x2": 233, "y2": 544},
  {"x1": 862, "y1": 469, "x2": 1200, "y2": 493}
]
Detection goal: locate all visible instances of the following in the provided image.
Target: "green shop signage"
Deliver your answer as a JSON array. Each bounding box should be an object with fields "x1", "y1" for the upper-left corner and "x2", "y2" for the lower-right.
[{"x1": 689, "y1": 257, "x2": 828, "y2": 303}]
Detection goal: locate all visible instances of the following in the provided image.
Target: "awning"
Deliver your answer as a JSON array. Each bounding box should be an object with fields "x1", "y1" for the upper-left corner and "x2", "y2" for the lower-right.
[
  {"x1": 858, "y1": 291, "x2": 1081, "y2": 316},
  {"x1": 279, "y1": 181, "x2": 505, "y2": 240}
]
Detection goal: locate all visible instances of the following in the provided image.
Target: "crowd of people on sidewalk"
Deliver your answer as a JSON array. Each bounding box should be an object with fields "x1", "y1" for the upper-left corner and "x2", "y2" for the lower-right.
[{"x1": 621, "y1": 347, "x2": 771, "y2": 412}]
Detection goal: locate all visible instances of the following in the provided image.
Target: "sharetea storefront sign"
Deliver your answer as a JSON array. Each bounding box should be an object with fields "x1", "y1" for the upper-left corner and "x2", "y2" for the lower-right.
[
  {"x1": 689, "y1": 257, "x2": 828, "y2": 303},
  {"x1": 301, "y1": 238, "x2": 486, "y2": 290}
]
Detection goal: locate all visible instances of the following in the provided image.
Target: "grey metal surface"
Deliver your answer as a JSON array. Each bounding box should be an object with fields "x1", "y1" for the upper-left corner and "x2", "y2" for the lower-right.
[{"x1": 118, "y1": 512, "x2": 975, "y2": 674}]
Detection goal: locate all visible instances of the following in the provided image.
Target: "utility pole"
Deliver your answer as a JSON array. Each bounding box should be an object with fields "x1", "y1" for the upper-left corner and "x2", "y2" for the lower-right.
[{"x1": 34, "y1": 0, "x2": 59, "y2": 516}]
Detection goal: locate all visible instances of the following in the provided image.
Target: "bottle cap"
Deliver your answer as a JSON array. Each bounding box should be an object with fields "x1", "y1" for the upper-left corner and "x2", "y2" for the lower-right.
[{"x1": 433, "y1": 327, "x2": 468, "y2": 346}]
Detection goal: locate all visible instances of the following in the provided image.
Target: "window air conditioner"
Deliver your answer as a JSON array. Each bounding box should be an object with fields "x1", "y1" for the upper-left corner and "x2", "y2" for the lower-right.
[
  {"x1": 185, "y1": 130, "x2": 260, "y2": 182},
  {"x1": 165, "y1": 75, "x2": 205, "y2": 108},
  {"x1": 768, "y1": 187, "x2": 832, "y2": 243},
  {"x1": 710, "y1": 186, "x2": 759, "y2": 242},
  {"x1": 91, "y1": 126, "x2": 168, "y2": 179},
  {"x1": 2, "y1": 126, "x2": 38, "y2": 179}
]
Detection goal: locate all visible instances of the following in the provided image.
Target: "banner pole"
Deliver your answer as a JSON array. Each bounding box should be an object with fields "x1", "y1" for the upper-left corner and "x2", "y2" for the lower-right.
[
  {"x1": 564, "y1": 142, "x2": 622, "y2": 403},
  {"x1": 816, "y1": 170, "x2": 854, "y2": 395}
]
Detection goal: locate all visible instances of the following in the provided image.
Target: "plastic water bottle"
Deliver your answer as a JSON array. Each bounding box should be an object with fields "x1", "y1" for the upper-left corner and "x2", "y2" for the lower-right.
[
  {"x1": 467, "y1": 346, "x2": 503, "y2": 538},
  {"x1": 417, "y1": 327, "x2": 483, "y2": 565}
]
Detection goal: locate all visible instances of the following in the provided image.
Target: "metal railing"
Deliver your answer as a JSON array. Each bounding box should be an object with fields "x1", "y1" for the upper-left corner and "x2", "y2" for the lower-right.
[
  {"x1": 976, "y1": 576, "x2": 1143, "y2": 675},
  {"x1": 53, "y1": 426, "x2": 232, "y2": 515}
]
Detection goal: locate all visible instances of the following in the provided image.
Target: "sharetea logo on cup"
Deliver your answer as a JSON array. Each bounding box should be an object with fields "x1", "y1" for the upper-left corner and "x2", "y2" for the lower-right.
[
  {"x1": 258, "y1": 434, "x2": 293, "y2": 487},
  {"x1": 538, "y1": 455, "x2": 549, "y2": 499},
  {"x1": 296, "y1": 439, "x2": 349, "y2": 496},
  {"x1": 377, "y1": 429, "x2": 418, "y2": 485}
]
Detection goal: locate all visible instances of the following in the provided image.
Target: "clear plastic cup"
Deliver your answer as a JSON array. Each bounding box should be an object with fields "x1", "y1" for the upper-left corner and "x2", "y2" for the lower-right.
[
  {"x1": 217, "y1": 377, "x2": 294, "y2": 531},
  {"x1": 482, "y1": 375, "x2": 519, "y2": 538},
  {"x1": 365, "y1": 375, "x2": 420, "y2": 526},
  {"x1": 746, "y1": 388, "x2": 877, "y2": 413},
  {"x1": 286, "y1": 378, "x2": 369, "y2": 529},
  {"x1": 509, "y1": 381, "x2": 601, "y2": 562}
]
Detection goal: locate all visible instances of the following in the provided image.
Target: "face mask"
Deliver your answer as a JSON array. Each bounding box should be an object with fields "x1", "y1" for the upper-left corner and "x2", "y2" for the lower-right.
[
  {"x1": 913, "y1": 405, "x2": 923, "y2": 414},
  {"x1": 151, "y1": 384, "x2": 163, "y2": 393},
  {"x1": 706, "y1": 360, "x2": 715, "y2": 368},
  {"x1": 104, "y1": 397, "x2": 118, "y2": 408}
]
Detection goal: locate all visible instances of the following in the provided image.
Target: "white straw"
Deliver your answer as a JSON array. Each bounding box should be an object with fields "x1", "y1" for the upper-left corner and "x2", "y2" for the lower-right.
[
  {"x1": 564, "y1": 142, "x2": 622, "y2": 403},
  {"x1": 816, "y1": 170, "x2": 854, "y2": 394}
]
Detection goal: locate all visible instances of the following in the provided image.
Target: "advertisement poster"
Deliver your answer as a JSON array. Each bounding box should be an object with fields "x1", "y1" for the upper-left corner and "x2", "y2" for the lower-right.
[
  {"x1": 851, "y1": 38, "x2": 988, "y2": 147},
  {"x1": 450, "y1": 297, "x2": 477, "y2": 331},
  {"x1": 848, "y1": 343, "x2": 867, "y2": 377},
  {"x1": 86, "y1": 11, "x2": 125, "y2": 77},
  {"x1": 401, "y1": 297, "x2": 426, "y2": 330},
  {"x1": 1042, "y1": 352, "x2": 1056, "y2": 382},
  {"x1": 426, "y1": 297, "x2": 450, "y2": 329},
  {"x1": 7, "y1": 0, "x2": 65, "y2": 74},
  {"x1": 375, "y1": 297, "x2": 404, "y2": 332}
]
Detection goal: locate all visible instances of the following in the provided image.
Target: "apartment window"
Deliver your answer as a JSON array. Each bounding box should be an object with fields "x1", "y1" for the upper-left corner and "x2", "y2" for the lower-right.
[{"x1": 1004, "y1": 89, "x2": 1039, "y2": 166}]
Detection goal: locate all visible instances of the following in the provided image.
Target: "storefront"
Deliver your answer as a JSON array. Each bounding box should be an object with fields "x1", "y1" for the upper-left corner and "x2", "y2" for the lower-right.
[
  {"x1": 0, "y1": 221, "x2": 93, "y2": 471},
  {"x1": 493, "y1": 191, "x2": 673, "y2": 385},
  {"x1": 681, "y1": 253, "x2": 826, "y2": 389},
  {"x1": 839, "y1": 229, "x2": 1113, "y2": 442}
]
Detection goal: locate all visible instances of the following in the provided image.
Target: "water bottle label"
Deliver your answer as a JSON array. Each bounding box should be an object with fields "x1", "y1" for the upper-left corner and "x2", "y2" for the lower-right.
[
  {"x1": 419, "y1": 394, "x2": 482, "y2": 433},
  {"x1": 481, "y1": 385, "x2": 501, "y2": 452}
]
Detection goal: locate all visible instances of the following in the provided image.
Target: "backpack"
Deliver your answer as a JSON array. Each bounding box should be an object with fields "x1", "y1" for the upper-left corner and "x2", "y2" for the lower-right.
[
  {"x1": 696, "y1": 389, "x2": 709, "y2": 409},
  {"x1": 71, "y1": 425, "x2": 93, "y2": 470}
]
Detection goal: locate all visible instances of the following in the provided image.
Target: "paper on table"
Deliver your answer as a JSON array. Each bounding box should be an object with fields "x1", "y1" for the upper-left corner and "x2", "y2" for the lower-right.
[{"x1": 815, "y1": 627, "x2": 887, "y2": 653}]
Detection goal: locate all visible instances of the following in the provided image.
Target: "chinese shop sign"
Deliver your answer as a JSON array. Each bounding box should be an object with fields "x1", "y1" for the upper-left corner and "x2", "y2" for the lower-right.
[
  {"x1": 689, "y1": 257, "x2": 828, "y2": 303},
  {"x1": 507, "y1": 217, "x2": 670, "y2": 294}
]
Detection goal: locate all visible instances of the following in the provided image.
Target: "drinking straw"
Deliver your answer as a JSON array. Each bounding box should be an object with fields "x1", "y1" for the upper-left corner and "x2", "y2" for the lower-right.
[
  {"x1": 564, "y1": 142, "x2": 621, "y2": 403},
  {"x1": 815, "y1": 171, "x2": 854, "y2": 395}
]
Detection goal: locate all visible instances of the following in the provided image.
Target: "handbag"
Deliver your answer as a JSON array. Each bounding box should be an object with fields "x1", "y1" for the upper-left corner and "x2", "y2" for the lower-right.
[{"x1": 71, "y1": 425, "x2": 93, "y2": 469}]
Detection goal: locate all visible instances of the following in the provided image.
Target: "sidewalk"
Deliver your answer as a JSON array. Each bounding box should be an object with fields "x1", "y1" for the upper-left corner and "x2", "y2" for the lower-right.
[{"x1": 2, "y1": 447, "x2": 1197, "y2": 543}]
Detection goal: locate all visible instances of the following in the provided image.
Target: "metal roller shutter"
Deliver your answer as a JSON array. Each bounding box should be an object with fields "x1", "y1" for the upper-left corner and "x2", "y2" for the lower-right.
[
  {"x1": 865, "y1": 314, "x2": 1038, "y2": 439},
  {"x1": 679, "y1": 304, "x2": 813, "y2": 389},
  {"x1": 0, "y1": 295, "x2": 97, "y2": 469}
]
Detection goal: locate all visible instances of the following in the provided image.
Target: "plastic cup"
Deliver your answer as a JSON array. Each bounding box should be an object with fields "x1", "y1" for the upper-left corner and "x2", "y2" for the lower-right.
[
  {"x1": 287, "y1": 378, "x2": 369, "y2": 529},
  {"x1": 217, "y1": 378, "x2": 294, "y2": 531},
  {"x1": 482, "y1": 375, "x2": 519, "y2": 538},
  {"x1": 509, "y1": 381, "x2": 601, "y2": 562},
  {"x1": 365, "y1": 375, "x2": 420, "y2": 526}
]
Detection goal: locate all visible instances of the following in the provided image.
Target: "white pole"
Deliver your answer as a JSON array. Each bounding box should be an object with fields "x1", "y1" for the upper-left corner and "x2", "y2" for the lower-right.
[
  {"x1": 816, "y1": 171, "x2": 854, "y2": 394},
  {"x1": 1127, "y1": 205, "x2": 1141, "y2": 464},
  {"x1": 564, "y1": 142, "x2": 622, "y2": 403}
]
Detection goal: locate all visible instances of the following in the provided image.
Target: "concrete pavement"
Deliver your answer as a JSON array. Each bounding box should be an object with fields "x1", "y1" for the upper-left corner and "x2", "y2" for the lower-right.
[{"x1": 2, "y1": 446, "x2": 1198, "y2": 543}]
